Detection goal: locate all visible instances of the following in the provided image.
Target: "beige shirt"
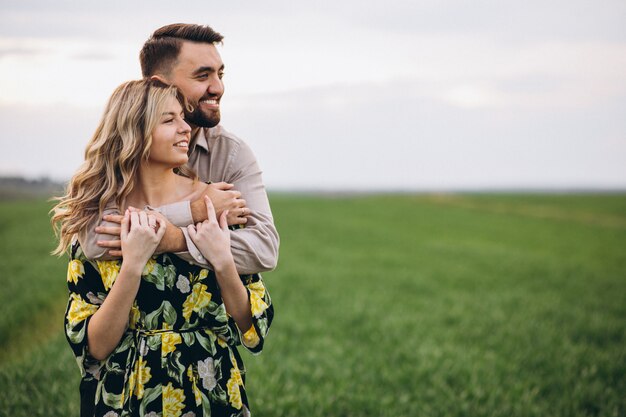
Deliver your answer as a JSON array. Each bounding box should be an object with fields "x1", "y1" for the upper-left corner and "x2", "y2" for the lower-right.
[{"x1": 78, "y1": 125, "x2": 279, "y2": 274}]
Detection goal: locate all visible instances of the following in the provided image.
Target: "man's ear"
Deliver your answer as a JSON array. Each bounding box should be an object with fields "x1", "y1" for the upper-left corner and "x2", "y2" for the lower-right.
[{"x1": 150, "y1": 74, "x2": 169, "y2": 85}]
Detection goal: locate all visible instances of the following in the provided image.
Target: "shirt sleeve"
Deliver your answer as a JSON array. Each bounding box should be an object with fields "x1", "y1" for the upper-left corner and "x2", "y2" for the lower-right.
[
  {"x1": 64, "y1": 243, "x2": 108, "y2": 379},
  {"x1": 173, "y1": 140, "x2": 280, "y2": 274},
  {"x1": 225, "y1": 140, "x2": 280, "y2": 274},
  {"x1": 77, "y1": 207, "x2": 122, "y2": 261},
  {"x1": 152, "y1": 201, "x2": 194, "y2": 227}
]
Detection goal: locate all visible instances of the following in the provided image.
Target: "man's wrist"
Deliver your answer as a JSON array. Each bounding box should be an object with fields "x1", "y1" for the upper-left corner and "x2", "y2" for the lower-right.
[{"x1": 158, "y1": 226, "x2": 187, "y2": 253}]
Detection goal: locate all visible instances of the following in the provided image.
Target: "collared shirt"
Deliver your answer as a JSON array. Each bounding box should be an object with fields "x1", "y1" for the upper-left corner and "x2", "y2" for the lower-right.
[{"x1": 78, "y1": 125, "x2": 279, "y2": 274}]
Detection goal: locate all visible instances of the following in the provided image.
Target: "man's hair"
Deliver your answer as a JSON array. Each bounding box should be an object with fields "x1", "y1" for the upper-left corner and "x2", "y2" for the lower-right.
[{"x1": 140, "y1": 23, "x2": 224, "y2": 77}]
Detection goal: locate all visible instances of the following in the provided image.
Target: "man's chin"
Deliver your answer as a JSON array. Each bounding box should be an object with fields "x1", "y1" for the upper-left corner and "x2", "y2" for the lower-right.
[{"x1": 186, "y1": 110, "x2": 221, "y2": 128}]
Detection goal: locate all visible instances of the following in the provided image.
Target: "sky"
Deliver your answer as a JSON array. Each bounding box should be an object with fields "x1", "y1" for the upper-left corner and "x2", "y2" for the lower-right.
[{"x1": 1, "y1": 0, "x2": 625, "y2": 191}]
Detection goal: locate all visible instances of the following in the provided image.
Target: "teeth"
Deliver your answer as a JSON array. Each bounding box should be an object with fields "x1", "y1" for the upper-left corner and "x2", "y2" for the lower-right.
[
  {"x1": 201, "y1": 99, "x2": 218, "y2": 105},
  {"x1": 174, "y1": 142, "x2": 188, "y2": 147}
]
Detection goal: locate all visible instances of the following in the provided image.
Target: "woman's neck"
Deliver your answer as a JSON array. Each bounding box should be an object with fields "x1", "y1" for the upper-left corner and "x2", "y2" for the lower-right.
[{"x1": 126, "y1": 164, "x2": 185, "y2": 209}]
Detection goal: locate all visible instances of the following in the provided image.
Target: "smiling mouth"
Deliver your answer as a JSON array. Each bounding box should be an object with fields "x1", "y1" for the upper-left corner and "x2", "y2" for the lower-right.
[
  {"x1": 200, "y1": 99, "x2": 219, "y2": 107},
  {"x1": 174, "y1": 140, "x2": 189, "y2": 148}
]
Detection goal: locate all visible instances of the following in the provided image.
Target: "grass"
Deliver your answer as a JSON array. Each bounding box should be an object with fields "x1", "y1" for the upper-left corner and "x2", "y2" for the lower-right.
[{"x1": 0, "y1": 194, "x2": 625, "y2": 416}]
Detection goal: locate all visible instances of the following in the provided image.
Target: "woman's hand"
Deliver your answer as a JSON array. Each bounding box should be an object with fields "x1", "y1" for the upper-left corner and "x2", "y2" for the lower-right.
[
  {"x1": 120, "y1": 209, "x2": 166, "y2": 271},
  {"x1": 187, "y1": 196, "x2": 234, "y2": 272}
]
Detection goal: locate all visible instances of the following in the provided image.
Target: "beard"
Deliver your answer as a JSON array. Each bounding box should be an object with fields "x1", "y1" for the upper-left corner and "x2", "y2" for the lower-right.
[{"x1": 185, "y1": 105, "x2": 221, "y2": 128}]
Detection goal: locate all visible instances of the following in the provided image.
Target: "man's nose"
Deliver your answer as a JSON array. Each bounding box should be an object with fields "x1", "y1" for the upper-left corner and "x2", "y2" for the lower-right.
[{"x1": 207, "y1": 76, "x2": 224, "y2": 97}]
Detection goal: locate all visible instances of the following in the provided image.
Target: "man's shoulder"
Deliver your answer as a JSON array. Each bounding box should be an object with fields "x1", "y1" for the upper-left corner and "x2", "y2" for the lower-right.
[{"x1": 206, "y1": 125, "x2": 247, "y2": 147}]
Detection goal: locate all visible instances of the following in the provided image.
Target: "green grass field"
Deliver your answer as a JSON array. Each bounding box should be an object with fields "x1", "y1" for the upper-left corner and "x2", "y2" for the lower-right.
[{"x1": 1, "y1": 194, "x2": 625, "y2": 416}]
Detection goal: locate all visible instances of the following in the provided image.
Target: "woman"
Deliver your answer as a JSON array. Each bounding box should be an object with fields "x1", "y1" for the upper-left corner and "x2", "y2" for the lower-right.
[{"x1": 52, "y1": 79, "x2": 273, "y2": 416}]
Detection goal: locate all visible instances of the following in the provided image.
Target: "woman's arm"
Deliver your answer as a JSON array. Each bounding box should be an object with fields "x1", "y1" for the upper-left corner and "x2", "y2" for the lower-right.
[
  {"x1": 187, "y1": 196, "x2": 253, "y2": 333},
  {"x1": 87, "y1": 210, "x2": 165, "y2": 360}
]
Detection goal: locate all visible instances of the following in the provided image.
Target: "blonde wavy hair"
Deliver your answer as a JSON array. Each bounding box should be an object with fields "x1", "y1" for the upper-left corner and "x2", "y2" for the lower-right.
[{"x1": 51, "y1": 79, "x2": 195, "y2": 255}]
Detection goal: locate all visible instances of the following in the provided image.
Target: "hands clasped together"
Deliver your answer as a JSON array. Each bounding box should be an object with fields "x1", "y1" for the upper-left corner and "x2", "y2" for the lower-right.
[
  {"x1": 96, "y1": 181, "x2": 248, "y2": 258},
  {"x1": 120, "y1": 195, "x2": 236, "y2": 272}
]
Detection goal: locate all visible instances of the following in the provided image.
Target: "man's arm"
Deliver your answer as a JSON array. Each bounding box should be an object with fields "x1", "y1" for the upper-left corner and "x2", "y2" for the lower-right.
[
  {"x1": 78, "y1": 207, "x2": 121, "y2": 261},
  {"x1": 87, "y1": 183, "x2": 246, "y2": 260},
  {"x1": 178, "y1": 140, "x2": 279, "y2": 274}
]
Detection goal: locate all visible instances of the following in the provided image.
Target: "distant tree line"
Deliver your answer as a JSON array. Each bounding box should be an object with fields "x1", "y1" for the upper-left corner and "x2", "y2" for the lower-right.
[{"x1": 0, "y1": 176, "x2": 65, "y2": 200}]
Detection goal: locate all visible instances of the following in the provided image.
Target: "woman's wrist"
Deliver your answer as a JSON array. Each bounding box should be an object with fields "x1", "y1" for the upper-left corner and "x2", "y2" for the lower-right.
[
  {"x1": 120, "y1": 259, "x2": 145, "y2": 278},
  {"x1": 211, "y1": 254, "x2": 236, "y2": 275}
]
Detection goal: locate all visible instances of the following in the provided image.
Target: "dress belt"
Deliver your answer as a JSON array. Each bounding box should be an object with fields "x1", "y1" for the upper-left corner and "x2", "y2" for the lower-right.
[{"x1": 122, "y1": 326, "x2": 218, "y2": 411}]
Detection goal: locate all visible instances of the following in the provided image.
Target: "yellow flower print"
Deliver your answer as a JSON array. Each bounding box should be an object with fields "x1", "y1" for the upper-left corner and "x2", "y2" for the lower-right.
[
  {"x1": 217, "y1": 337, "x2": 229, "y2": 349},
  {"x1": 67, "y1": 260, "x2": 85, "y2": 284},
  {"x1": 182, "y1": 283, "x2": 212, "y2": 320},
  {"x1": 142, "y1": 258, "x2": 156, "y2": 276},
  {"x1": 163, "y1": 382, "x2": 186, "y2": 417},
  {"x1": 198, "y1": 268, "x2": 209, "y2": 280},
  {"x1": 247, "y1": 281, "x2": 269, "y2": 318},
  {"x1": 129, "y1": 304, "x2": 141, "y2": 330},
  {"x1": 128, "y1": 359, "x2": 151, "y2": 399},
  {"x1": 187, "y1": 365, "x2": 202, "y2": 406},
  {"x1": 242, "y1": 326, "x2": 260, "y2": 348},
  {"x1": 96, "y1": 260, "x2": 121, "y2": 290},
  {"x1": 162, "y1": 331, "x2": 182, "y2": 356},
  {"x1": 66, "y1": 293, "x2": 99, "y2": 327},
  {"x1": 226, "y1": 368, "x2": 243, "y2": 410}
]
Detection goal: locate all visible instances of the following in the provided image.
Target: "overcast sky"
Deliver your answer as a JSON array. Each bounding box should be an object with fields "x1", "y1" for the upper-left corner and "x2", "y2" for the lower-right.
[{"x1": 1, "y1": 1, "x2": 625, "y2": 190}]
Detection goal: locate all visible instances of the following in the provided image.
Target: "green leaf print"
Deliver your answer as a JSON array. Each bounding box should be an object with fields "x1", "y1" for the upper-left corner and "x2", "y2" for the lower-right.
[
  {"x1": 101, "y1": 385, "x2": 123, "y2": 409},
  {"x1": 143, "y1": 263, "x2": 165, "y2": 290},
  {"x1": 115, "y1": 333, "x2": 134, "y2": 353},
  {"x1": 209, "y1": 382, "x2": 228, "y2": 405},
  {"x1": 196, "y1": 331, "x2": 217, "y2": 356},
  {"x1": 164, "y1": 264, "x2": 177, "y2": 290},
  {"x1": 213, "y1": 304, "x2": 228, "y2": 323},
  {"x1": 182, "y1": 332, "x2": 196, "y2": 347},
  {"x1": 145, "y1": 302, "x2": 165, "y2": 329},
  {"x1": 165, "y1": 350, "x2": 185, "y2": 385},
  {"x1": 162, "y1": 301, "x2": 177, "y2": 326},
  {"x1": 65, "y1": 321, "x2": 86, "y2": 344},
  {"x1": 139, "y1": 385, "x2": 162, "y2": 417},
  {"x1": 147, "y1": 334, "x2": 160, "y2": 352}
]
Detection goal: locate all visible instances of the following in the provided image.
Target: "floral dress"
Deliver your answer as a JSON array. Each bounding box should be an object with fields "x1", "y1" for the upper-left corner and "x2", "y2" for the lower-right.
[{"x1": 65, "y1": 243, "x2": 273, "y2": 417}]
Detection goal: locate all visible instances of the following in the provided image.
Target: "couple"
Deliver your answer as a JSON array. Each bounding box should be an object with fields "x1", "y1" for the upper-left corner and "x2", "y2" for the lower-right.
[{"x1": 52, "y1": 24, "x2": 277, "y2": 417}]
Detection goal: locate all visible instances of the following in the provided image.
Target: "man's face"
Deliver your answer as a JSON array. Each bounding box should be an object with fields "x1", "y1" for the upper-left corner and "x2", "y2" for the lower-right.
[{"x1": 167, "y1": 42, "x2": 225, "y2": 128}]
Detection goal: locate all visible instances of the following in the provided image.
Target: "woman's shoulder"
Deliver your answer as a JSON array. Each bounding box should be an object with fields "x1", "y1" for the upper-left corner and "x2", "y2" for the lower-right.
[{"x1": 176, "y1": 176, "x2": 209, "y2": 202}]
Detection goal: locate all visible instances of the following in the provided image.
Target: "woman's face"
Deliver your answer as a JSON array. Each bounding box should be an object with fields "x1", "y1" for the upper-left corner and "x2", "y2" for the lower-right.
[{"x1": 148, "y1": 96, "x2": 191, "y2": 169}]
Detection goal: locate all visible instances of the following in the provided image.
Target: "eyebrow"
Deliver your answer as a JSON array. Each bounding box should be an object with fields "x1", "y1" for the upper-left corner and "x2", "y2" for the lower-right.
[
  {"x1": 161, "y1": 111, "x2": 184, "y2": 117},
  {"x1": 192, "y1": 64, "x2": 225, "y2": 76}
]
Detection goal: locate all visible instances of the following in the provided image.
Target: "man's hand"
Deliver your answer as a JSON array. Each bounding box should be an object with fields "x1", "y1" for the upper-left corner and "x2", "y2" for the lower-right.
[
  {"x1": 97, "y1": 208, "x2": 178, "y2": 256},
  {"x1": 96, "y1": 214, "x2": 124, "y2": 257},
  {"x1": 193, "y1": 182, "x2": 249, "y2": 226}
]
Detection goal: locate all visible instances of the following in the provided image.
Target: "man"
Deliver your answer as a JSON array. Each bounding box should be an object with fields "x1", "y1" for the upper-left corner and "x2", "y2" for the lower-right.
[{"x1": 80, "y1": 23, "x2": 278, "y2": 273}]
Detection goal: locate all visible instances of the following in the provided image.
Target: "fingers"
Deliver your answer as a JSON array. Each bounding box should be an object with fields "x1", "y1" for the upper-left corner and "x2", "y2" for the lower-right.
[
  {"x1": 204, "y1": 196, "x2": 217, "y2": 223},
  {"x1": 147, "y1": 214, "x2": 157, "y2": 231},
  {"x1": 212, "y1": 182, "x2": 234, "y2": 190},
  {"x1": 155, "y1": 217, "x2": 167, "y2": 239},
  {"x1": 121, "y1": 210, "x2": 130, "y2": 239},
  {"x1": 97, "y1": 239, "x2": 121, "y2": 249},
  {"x1": 102, "y1": 214, "x2": 124, "y2": 225},
  {"x1": 138, "y1": 210, "x2": 149, "y2": 227},
  {"x1": 108, "y1": 250, "x2": 123, "y2": 257},
  {"x1": 229, "y1": 216, "x2": 248, "y2": 226},
  {"x1": 130, "y1": 210, "x2": 140, "y2": 229},
  {"x1": 186, "y1": 224, "x2": 197, "y2": 240},
  {"x1": 219, "y1": 210, "x2": 229, "y2": 230},
  {"x1": 95, "y1": 225, "x2": 122, "y2": 236}
]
